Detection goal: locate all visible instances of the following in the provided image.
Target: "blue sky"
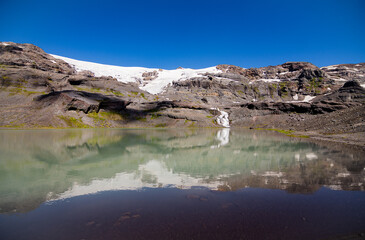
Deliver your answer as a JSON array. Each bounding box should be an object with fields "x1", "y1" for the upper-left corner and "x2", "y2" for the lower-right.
[{"x1": 0, "y1": 0, "x2": 364, "y2": 69}]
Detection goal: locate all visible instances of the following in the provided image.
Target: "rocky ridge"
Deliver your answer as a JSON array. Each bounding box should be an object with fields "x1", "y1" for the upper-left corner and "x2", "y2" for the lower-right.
[{"x1": 0, "y1": 41, "x2": 364, "y2": 147}]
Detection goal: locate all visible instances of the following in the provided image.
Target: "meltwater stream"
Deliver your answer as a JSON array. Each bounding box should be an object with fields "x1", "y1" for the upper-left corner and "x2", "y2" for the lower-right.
[{"x1": 0, "y1": 128, "x2": 364, "y2": 240}]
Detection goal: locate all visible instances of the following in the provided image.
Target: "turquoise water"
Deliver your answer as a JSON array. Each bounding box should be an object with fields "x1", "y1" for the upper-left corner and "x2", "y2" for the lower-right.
[{"x1": 0, "y1": 128, "x2": 364, "y2": 239}]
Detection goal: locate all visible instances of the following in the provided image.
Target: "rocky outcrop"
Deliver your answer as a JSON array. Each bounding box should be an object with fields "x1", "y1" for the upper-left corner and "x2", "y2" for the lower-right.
[
  {"x1": 142, "y1": 70, "x2": 159, "y2": 81},
  {"x1": 321, "y1": 63, "x2": 365, "y2": 85},
  {"x1": 0, "y1": 42, "x2": 75, "y2": 74},
  {"x1": 34, "y1": 90, "x2": 131, "y2": 113},
  {"x1": 216, "y1": 64, "x2": 246, "y2": 75},
  {"x1": 313, "y1": 80, "x2": 365, "y2": 104}
]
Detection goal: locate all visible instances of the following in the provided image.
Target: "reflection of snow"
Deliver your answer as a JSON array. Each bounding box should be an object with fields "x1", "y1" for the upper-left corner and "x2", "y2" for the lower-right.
[
  {"x1": 51, "y1": 160, "x2": 230, "y2": 201},
  {"x1": 211, "y1": 128, "x2": 230, "y2": 149},
  {"x1": 262, "y1": 171, "x2": 283, "y2": 177},
  {"x1": 325, "y1": 185, "x2": 342, "y2": 191},
  {"x1": 337, "y1": 173, "x2": 350, "y2": 177},
  {"x1": 306, "y1": 153, "x2": 318, "y2": 160}
]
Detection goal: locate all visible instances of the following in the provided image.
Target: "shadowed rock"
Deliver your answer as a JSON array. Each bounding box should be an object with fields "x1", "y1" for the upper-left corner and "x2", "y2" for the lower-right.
[{"x1": 34, "y1": 90, "x2": 131, "y2": 113}]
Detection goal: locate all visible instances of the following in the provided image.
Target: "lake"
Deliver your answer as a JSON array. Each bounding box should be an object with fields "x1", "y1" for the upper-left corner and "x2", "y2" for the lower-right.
[{"x1": 0, "y1": 128, "x2": 364, "y2": 240}]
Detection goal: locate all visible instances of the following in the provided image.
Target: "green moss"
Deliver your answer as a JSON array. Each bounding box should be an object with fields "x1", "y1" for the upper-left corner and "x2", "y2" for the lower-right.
[
  {"x1": 155, "y1": 123, "x2": 167, "y2": 127},
  {"x1": 188, "y1": 121, "x2": 196, "y2": 127},
  {"x1": 150, "y1": 113, "x2": 160, "y2": 120},
  {"x1": 88, "y1": 112, "x2": 105, "y2": 122},
  {"x1": 136, "y1": 116, "x2": 147, "y2": 122},
  {"x1": 87, "y1": 111, "x2": 123, "y2": 126},
  {"x1": 75, "y1": 86, "x2": 103, "y2": 93},
  {"x1": 278, "y1": 82, "x2": 289, "y2": 97},
  {"x1": 307, "y1": 77, "x2": 323, "y2": 93},
  {"x1": 5, "y1": 87, "x2": 43, "y2": 96},
  {"x1": 0, "y1": 123, "x2": 25, "y2": 128},
  {"x1": 206, "y1": 115, "x2": 213, "y2": 118},
  {"x1": 0, "y1": 64, "x2": 8, "y2": 69},
  {"x1": 237, "y1": 90, "x2": 244, "y2": 95},
  {"x1": 252, "y1": 86, "x2": 260, "y2": 95},
  {"x1": 57, "y1": 115, "x2": 90, "y2": 128},
  {"x1": 255, "y1": 128, "x2": 309, "y2": 138},
  {"x1": 75, "y1": 87, "x2": 125, "y2": 97},
  {"x1": 100, "y1": 111, "x2": 123, "y2": 120},
  {"x1": 110, "y1": 90, "x2": 124, "y2": 96}
]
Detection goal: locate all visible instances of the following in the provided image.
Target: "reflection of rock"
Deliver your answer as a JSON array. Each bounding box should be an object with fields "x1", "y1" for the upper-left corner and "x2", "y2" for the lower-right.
[{"x1": 0, "y1": 128, "x2": 364, "y2": 214}]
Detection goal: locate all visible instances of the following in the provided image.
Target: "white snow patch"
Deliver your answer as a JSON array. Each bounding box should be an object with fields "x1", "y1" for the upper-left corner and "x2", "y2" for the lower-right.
[
  {"x1": 258, "y1": 78, "x2": 281, "y2": 82},
  {"x1": 141, "y1": 66, "x2": 221, "y2": 94},
  {"x1": 325, "y1": 185, "x2": 342, "y2": 191},
  {"x1": 337, "y1": 172, "x2": 350, "y2": 177},
  {"x1": 306, "y1": 153, "x2": 318, "y2": 160},
  {"x1": 51, "y1": 54, "x2": 150, "y2": 83},
  {"x1": 360, "y1": 84, "x2": 365, "y2": 88},
  {"x1": 286, "y1": 95, "x2": 315, "y2": 103},
  {"x1": 262, "y1": 171, "x2": 283, "y2": 177},
  {"x1": 334, "y1": 78, "x2": 348, "y2": 82},
  {"x1": 1, "y1": 42, "x2": 10, "y2": 46},
  {"x1": 302, "y1": 95, "x2": 316, "y2": 102},
  {"x1": 50, "y1": 60, "x2": 57, "y2": 64},
  {"x1": 50, "y1": 54, "x2": 221, "y2": 94},
  {"x1": 321, "y1": 65, "x2": 338, "y2": 70}
]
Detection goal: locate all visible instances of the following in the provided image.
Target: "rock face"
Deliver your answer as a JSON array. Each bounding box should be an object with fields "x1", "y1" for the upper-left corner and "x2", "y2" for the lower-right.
[
  {"x1": 0, "y1": 42, "x2": 75, "y2": 74},
  {"x1": 0, "y1": 41, "x2": 364, "y2": 137},
  {"x1": 34, "y1": 90, "x2": 131, "y2": 114},
  {"x1": 321, "y1": 63, "x2": 365, "y2": 85}
]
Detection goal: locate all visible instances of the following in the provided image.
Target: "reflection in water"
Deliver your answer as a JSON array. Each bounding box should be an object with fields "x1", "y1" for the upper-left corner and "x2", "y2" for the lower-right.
[
  {"x1": 0, "y1": 128, "x2": 364, "y2": 214},
  {"x1": 211, "y1": 128, "x2": 230, "y2": 148},
  {"x1": 1, "y1": 129, "x2": 365, "y2": 240}
]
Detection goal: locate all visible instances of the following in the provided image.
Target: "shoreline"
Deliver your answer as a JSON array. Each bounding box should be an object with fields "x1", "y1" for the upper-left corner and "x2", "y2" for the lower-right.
[{"x1": 1, "y1": 125, "x2": 364, "y2": 151}]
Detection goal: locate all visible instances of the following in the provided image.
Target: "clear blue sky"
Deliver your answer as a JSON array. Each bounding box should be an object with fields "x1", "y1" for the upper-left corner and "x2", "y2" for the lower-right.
[{"x1": 0, "y1": 0, "x2": 364, "y2": 69}]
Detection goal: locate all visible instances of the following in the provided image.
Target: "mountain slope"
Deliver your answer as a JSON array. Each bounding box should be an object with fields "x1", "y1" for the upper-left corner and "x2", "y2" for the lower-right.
[
  {"x1": 1, "y1": 41, "x2": 365, "y2": 147},
  {"x1": 51, "y1": 54, "x2": 222, "y2": 94}
]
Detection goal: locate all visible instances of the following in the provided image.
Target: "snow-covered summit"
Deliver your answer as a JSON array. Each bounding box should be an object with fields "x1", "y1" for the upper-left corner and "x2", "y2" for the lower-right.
[{"x1": 50, "y1": 54, "x2": 222, "y2": 94}]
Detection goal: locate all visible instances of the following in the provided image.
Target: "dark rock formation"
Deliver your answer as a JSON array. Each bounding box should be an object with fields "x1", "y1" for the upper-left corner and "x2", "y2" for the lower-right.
[
  {"x1": 34, "y1": 90, "x2": 131, "y2": 113},
  {"x1": 142, "y1": 70, "x2": 159, "y2": 81}
]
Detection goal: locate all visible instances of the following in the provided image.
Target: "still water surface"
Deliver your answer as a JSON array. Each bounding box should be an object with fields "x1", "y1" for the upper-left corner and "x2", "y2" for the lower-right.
[{"x1": 0, "y1": 128, "x2": 364, "y2": 239}]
